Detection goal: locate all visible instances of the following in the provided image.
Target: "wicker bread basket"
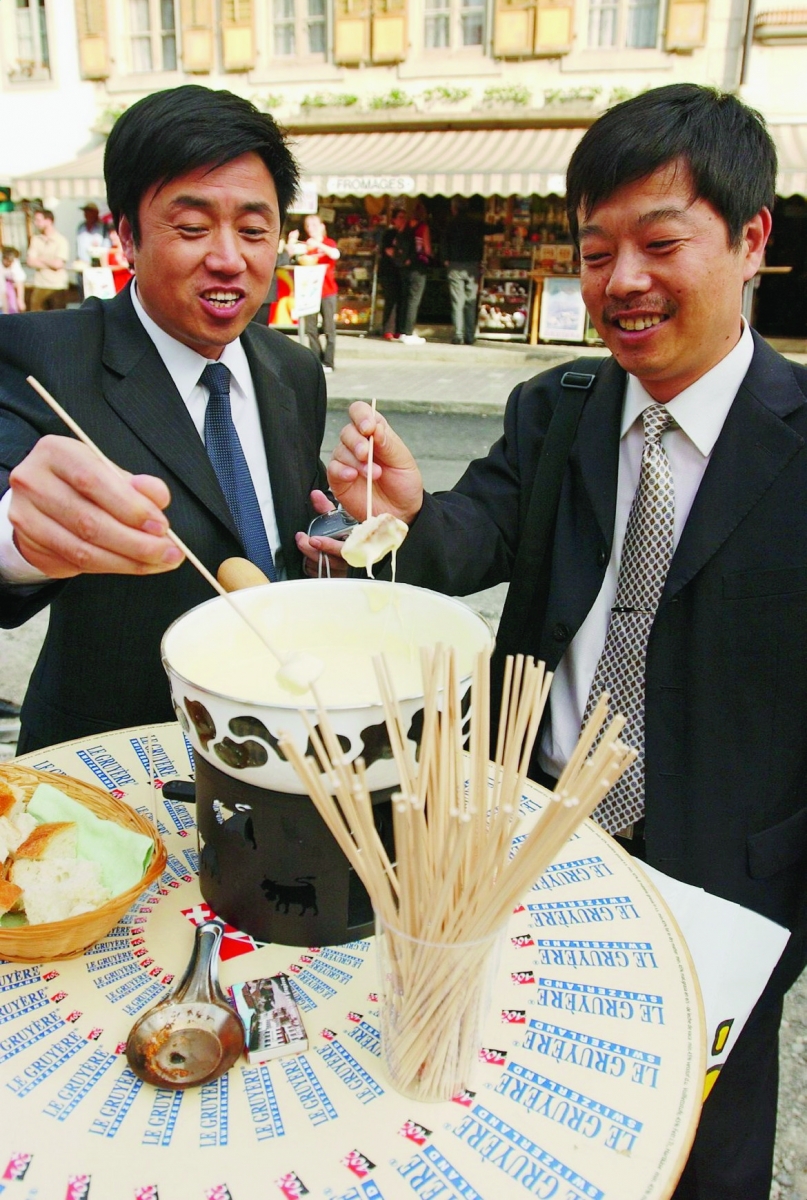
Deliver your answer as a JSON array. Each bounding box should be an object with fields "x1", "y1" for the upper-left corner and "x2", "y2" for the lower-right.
[{"x1": 0, "y1": 763, "x2": 167, "y2": 963}]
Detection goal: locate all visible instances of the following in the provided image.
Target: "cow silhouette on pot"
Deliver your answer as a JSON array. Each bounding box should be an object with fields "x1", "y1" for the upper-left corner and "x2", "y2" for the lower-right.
[{"x1": 261, "y1": 875, "x2": 319, "y2": 917}]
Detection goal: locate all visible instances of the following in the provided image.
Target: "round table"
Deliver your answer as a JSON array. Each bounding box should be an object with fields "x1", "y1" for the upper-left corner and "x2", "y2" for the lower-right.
[{"x1": 1, "y1": 723, "x2": 704, "y2": 1200}]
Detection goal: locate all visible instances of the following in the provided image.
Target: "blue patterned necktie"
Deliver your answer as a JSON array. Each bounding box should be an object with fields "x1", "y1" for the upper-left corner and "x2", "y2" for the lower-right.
[{"x1": 201, "y1": 361, "x2": 277, "y2": 583}]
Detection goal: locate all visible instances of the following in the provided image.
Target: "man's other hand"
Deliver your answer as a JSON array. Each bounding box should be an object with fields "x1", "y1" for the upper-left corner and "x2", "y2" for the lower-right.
[
  {"x1": 8, "y1": 435, "x2": 183, "y2": 579},
  {"x1": 296, "y1": 489, "x2": 348, "y2": 578}
]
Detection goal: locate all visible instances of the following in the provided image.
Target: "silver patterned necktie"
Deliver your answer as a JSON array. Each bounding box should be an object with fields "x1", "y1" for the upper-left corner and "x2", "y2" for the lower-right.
[{"x1": 586, "y1": 402, "x2": 678, "y2": 836}]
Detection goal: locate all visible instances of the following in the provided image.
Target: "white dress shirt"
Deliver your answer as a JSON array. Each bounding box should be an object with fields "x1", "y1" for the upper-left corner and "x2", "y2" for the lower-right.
[
  {"x1": 0, "y1": 283, "x2": 284, "y2": 583},
  {"x1": 539, "y1": 319, "x2": 755, "y2": 779}
]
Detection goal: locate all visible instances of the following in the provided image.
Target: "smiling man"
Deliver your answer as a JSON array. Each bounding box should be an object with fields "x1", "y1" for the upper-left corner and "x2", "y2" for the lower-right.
[
  {"x1": 0, "y1": 86, "x2": 335, "y2": 751},
  {"x1": 324, "y1": 85, "x2": 807, "y2": 1199}
]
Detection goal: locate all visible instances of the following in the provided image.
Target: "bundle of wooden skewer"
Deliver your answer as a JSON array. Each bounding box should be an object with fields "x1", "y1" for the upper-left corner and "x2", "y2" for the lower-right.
[{"x1": 279, "y1": 645, "x2": 635, "y2": 1101}]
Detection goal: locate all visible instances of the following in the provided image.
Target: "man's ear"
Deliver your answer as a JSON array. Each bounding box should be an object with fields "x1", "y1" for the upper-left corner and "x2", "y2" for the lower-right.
[
  {"x1": 741, "y1": 207, "x2": 772, "y2": 282},
  {"x1": 118, "y1": 215, "x2": 136, "y2": 267}
]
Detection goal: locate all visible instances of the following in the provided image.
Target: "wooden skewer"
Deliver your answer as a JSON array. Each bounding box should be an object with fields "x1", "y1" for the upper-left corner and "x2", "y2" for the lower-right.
[
  {"x1": 366, "y1": 397, "x2": 377, "y2": 521},
  {"x1": 26, "y1": 374, "x2": 320, "y2": 693}
]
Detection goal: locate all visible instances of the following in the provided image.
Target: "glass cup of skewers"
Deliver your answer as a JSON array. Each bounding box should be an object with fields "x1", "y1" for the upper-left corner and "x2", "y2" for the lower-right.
[{"x1": 375, "y1": 915, "x2": 504, "y2": 1102}]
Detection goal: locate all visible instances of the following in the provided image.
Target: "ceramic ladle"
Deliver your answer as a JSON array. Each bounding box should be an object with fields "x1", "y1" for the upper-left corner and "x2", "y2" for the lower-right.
[{"x1": 125, "y1": 920, "x2": 245, "y2": 1088}]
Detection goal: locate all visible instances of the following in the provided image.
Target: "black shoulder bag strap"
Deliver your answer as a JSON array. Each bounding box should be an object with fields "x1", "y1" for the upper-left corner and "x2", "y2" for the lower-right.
[{"x1": 491, "y1": 357, "x2": 605, "y2": 724}]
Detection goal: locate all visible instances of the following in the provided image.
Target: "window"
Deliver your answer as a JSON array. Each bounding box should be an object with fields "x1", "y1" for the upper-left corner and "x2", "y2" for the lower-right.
[
  {"x1": 128, "y1": 0, "x2": 178, "y2": 72},
  {"x1": 588, "y1": 0, "x2": 659, "y2": 45},
  {"x1": 425, "y1": 0, "x2": 485, "y2": 48},
  {"x1": 272, "y1": 0, "x2": 326, "y2": 54},
  {"x1": 10, "y1": 0, "x2": 50, "y2": 80}
]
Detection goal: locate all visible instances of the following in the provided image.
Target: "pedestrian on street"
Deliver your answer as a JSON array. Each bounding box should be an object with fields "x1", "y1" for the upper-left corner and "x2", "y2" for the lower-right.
[
  {"x1": 288, "y1": 214, "x2": 340, "y2": 372},
  {"x1": 378, "y1": 208, "x2": 408, "y2": 340},
  {"x1": 26, "y1": 209, "x2": 69, "y2": 312},
  {"x1": 328, "y1": 84, "x2": 806, "y2": 1200},
  {"x1": 1, "y1": 247, "x2": 26, "y2": 315},
  {"x1": 442, "y1": 197, "x2": 484, "y2": 345},
  {"x1": 400, "y1": 200, "x2": 432, "y2": 344}
]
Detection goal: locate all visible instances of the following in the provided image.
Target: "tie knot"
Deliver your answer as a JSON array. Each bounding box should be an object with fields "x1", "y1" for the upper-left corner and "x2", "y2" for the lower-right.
[
  {"x1": 201, "y1": 361, "x2": 230, "y2": 397},
  {"x1": 642, "y1": 402, "x2": 677, "y2": 444}
]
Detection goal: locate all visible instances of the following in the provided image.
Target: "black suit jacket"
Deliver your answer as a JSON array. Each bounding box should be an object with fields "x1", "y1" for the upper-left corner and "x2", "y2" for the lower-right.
[
  {"x1": 0, "y1": 288, "x2": 328, "y2": 751},
  {"x1": 397, "y1": 334, "x2": 807, "y2": 991}
]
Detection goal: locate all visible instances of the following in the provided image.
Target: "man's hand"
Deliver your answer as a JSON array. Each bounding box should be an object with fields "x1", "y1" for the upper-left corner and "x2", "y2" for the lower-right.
[
  {"x1": 328, "y1": 402, "x2": 424, "y2": 525},
  {"x1": 8, "y1": 436, "x2": 183, "y2": 579},
  {"x1": 295, "y1": 489, "x2": 349, "y2": 578}
]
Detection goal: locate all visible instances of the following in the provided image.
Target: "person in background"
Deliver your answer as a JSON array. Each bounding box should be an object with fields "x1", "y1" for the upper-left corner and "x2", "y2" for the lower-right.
[
  {"x1": 26, "y1": 209, "x2": 69, "y2": 312},
  {"x1": 75, "y1": 203, "x2": 110, "y2": 269},
  {"x1": 441, "y1": 197, "x2": 484, "y2": 345},
  {"x1": 378, "y1": 208, "x2": 408, "y2": 341},
  {"x1": 0, "y1": 247, "x2": 26, "y2": 314},
  {"x1": 288, "y1": 214, "x2": 340, "y2": 373},
  {"x1": 399, "y1": 199, "x2": 432, "y2": 345},
  {"x1": 106, "y1": 228, "x2": 134, "y2": 294},
  {"x1": 327, "y1": 84, "x2": 807, "y2": 1200}
]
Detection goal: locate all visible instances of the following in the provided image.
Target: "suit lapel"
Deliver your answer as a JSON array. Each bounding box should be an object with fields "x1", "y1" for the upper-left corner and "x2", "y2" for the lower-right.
[
  {"x1": 570, "y1": 355, "x2": 624, "y2": 548},
  {"x1": 99, "y1": 290, "x2": 239, "y2": 540},
  {"x1": 664, "y1": 337, "x2": 806, "y2": 601}
]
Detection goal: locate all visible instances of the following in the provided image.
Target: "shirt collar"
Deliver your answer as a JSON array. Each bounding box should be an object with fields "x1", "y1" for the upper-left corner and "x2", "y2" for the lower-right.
[
  {"x1": 131, "y1": 281, "x2": 253, "y2": 401},
  {"x1": 621, "y1": 318, "x2": 755, "y2": 457}
]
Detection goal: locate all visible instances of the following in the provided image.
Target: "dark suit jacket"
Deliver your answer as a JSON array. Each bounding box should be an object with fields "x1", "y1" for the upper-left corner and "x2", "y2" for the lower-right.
[
  {"x1": 397, "y1": 334, "x2": 807, "y2": 992},
  {"x1": 0, "y1": 287, "x2": 328, "y2": 751}
]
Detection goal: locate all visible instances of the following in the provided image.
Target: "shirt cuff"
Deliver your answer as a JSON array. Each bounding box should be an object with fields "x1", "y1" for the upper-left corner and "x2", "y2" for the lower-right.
[{"x1": 0, "y1": 489, "x2": 50, "y2": 585}]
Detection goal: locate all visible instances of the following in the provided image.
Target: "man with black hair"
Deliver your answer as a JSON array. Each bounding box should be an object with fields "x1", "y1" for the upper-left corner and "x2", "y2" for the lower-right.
[
  {"x1": 322, "y1": 84, "x2": 807, "y2": 1199},
  {"x1": 0, "y1": 85, "x2": 335, "y2": 752}
]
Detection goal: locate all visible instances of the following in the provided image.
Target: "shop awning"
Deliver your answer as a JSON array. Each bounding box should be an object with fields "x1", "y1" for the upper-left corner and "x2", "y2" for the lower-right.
[
  {"x1": 13, "y1": 122, "x2": 807, "y2": 202},
  {"x1": 11, "y1": 127, "x2": 582, "y2": 202},
  {"x1": 14, "y1": 145, "x2": 107, "y2": 202},
  {"x1": 291, "y1": 126, "x2": 582, "y2": 196}
]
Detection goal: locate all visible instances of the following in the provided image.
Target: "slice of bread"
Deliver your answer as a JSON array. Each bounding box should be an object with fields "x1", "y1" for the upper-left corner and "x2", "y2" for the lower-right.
[
  {"x1": 10, "y1": 858, "x2": 111, "y2": 925},
  {"x1": 0, "y1": 878, "x2": 23, "y2": 916},
  {"x1": 0, "y1": 811, "x2": 37, "y2": 865},
  {"x1": 15, "y1": 822, "x2": 77, "y2": 862}
]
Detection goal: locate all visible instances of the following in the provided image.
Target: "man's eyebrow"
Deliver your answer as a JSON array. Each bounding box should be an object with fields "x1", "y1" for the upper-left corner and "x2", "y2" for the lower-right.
[
  {"x1": 167, "y1": 194, "x2": 275, "y2": 217},
  {"x1": 578, "y1": 206, "x2": 694, "y2": 240}
]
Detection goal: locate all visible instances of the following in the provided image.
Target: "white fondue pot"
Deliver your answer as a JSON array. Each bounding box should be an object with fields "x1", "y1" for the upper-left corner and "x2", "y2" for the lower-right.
[{"x1": 162, "y1": 579, "x2": 493, "y2": 795}]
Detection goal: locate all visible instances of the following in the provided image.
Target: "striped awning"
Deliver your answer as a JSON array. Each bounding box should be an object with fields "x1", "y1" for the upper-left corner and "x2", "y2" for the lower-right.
[
  {"x1": 290, "y1": 126, "x2": 582, "y2": 196},
  {"x1": 12, "y1": 123, "x2": 807, "y2": 202}
]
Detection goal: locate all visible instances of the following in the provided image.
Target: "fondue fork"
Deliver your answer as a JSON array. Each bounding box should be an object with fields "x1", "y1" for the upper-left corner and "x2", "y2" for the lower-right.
[{"x1": 26, "y1": 375, "x2": 322, "y2": 695}]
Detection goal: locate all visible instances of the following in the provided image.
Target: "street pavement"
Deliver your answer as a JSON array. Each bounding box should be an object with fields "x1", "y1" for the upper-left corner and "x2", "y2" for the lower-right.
[{"x1": 1, "y1": 341, "x2": 806, "y2": 1196}]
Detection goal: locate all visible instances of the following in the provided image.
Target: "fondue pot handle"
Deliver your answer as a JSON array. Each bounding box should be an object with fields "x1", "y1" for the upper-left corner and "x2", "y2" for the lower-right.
[
  {"x1": 217, "y1": 557, "x2": 270, "y2": 592},
  {"x1": 162, "y1": 780, "x2": 196, "y2": 804}
]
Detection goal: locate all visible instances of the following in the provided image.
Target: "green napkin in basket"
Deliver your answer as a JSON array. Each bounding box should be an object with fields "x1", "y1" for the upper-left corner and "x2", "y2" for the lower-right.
[{"x1": 27, "y1": 782, "x2": 154, "y2": 896}]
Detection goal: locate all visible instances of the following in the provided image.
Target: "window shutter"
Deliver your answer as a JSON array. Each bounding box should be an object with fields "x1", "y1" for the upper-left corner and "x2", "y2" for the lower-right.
[
  {"x1": 74, "y1": 0, "x2": 109, "y2": 79},
  {"x1": 534, "y1": 0, "x2": 573, "y2": 52},
  {"x1": 181, "y1": 0, "x2": 214, "y2": 71},
  {"x1": 222, "y1": 0, "x2": 255, "y2": 69},
  {"x1": 334, "y1": 0, "x2": 371, "y2": 63},
  {"x1": 494, "y1": 0, "x2": 536, "y2": 56},
  {"x1": 665, "y1": 0, "x2": 708, "y2": 49},
  {"x1": 372, "y1": 0, "x2": 407, "y2": 62}
]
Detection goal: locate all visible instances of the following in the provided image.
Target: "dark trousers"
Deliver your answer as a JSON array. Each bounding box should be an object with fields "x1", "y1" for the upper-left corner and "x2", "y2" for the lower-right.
[
  {"x1": 447, "y1": 263, "x2": 479, "y2": 343},
  {"x1": 673, "y1": 992, "x2": 782, "y2": 1199},
  {"x1": 304, "y1": 292, "x2": 337, "y2": 368},
  {"x1": 379, "y1": 269, "x2": 403, "y2": 335},
  {"x1": 402, "y1": 268, "x2": 427, "y2": 336},
  {"x1": 614, "y1": 829, "x2": 782, "y2": 1200}
]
